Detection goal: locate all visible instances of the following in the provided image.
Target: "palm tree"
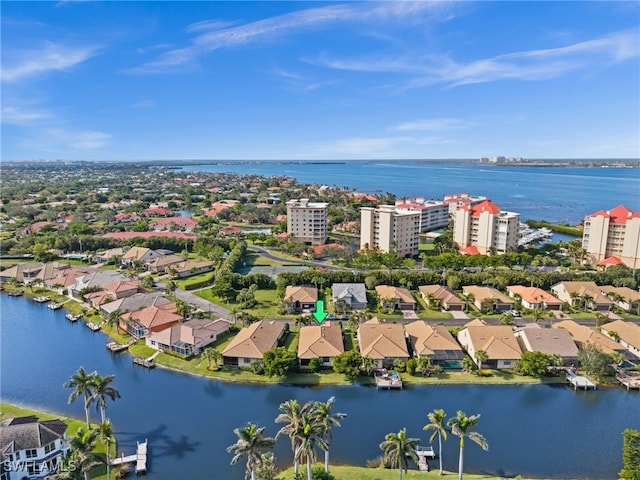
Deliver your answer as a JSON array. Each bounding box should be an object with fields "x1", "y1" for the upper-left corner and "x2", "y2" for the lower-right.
[
  {"x1": 97, "y1": 420, "x2": 115, "y2": 480},
  {"x1": 474, "y1": 350, "x2": 488, "y2": 369},
  {"x1": 64, "y1": 367, "x2": 96, "y2": 428},
  {"x1": 447, "y1": 411, "x2": 489, "y2": 480},
  {"x1": 462, "y1": 293, "x2": 475, "y2": 313},
  {"x1": 423, "y1": 409, "x2": 448, "y2": 475},
  {"x1": 295, "y1": 411, "x2": 328, "y2": 480},
  {"x1": 275, "y1": 399, "x2": 304, "y2": 477},
  {"x1": 379, "y1": 428, "x2": 419, "y2": 480},
  {"x1": 69, "y1": 426, "x2": 102, "y2": 480},
  {"x1": 165, "y1": 279, "x2": 178, "y2": 296},
  {"x1": 310, "y1": 397, "x2": 347, "y2": 473},
  {"x1": 92, "y1": 373, "x2": 121, "y2": 423},
  {"x1": 227, "y1": 423, "x2": 275, "y2": 480}
]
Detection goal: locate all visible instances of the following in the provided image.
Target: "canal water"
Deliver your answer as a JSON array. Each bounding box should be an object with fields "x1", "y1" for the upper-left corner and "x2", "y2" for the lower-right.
[{"x1": 1, "y1": 295, "x2": 638, "y2": 479}]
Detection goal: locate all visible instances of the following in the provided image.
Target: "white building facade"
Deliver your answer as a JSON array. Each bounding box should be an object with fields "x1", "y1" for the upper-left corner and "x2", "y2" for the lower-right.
[
  {"x1": 286, "y1": 198, "x2": 329, "y2": 245},
  {"x1": 453, "y1": 200, "x2": 520, "y2": 254},
  {"x1": 360, "y1": 205, "x2": 420, "y2": 256}
]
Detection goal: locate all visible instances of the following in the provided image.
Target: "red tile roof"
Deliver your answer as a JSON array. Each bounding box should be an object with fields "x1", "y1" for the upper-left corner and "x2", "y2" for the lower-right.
[
  {"x1": 470, "y1": 200, "x2": 501, "y2": 216},
  {"x1": 598, "y1": 256, "x2": 623, "y2": 266},
  {"x1": 589, "y1": 205, "x2": 640, "y2": 224},
  {"x1": 102, "y1": 231, "x2": 197, "y2": 240},
  {"x1": 459, "y1": 245, "x2": 481, "y2": 255}
]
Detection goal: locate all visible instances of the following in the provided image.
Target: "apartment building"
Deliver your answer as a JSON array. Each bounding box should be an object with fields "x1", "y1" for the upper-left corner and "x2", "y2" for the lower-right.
[
  {"x1": 394, "y1": 197, "x2": 450, "y2": 232},
  {"x1": 453, "y1": 200, "x2": 520, "y2": 254},
  {"x1": 581, "y1": 205, "x2": 640, "y2": 269},
  {"x1": 443, "y1": 193, "x2": 489, "y2": 215},
  {"x1": 286, "y1": 198, "x2": 329, "y2": 245},
  {"x1": 360, "y1": 205, "x2": 420, "y2": 256}
]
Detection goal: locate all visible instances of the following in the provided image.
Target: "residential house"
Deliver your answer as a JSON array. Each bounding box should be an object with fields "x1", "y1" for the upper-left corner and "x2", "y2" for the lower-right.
[
  {"x1": 552, "y1": 320, "x2": 626, "y2": 355},
  {"x1": 0, "y1": 416, "x2": 69, "y2": 479},
  {"x1": 331, "y1": 283, "x2": 367, "y2": 311},
  {"x1": 357, "y1": 318, "x2": 410, "y2": 369},
  {"x1": 600, "y1": 320, "x2": 640, "y2": 359},
  {"x1": 146, "y1": 319, "x2": 230, "y2": 356},
  {"x1": 100, "y1": 292, "x2": 171, "y2": 317},
  {"x1": 150, "y1": 217, "x2": 198, "y2": 232},
  {"x1": 119, "y1": 302, "x2": 182, "y2": 339},
  {"x1": 462, "y1": 286, "x2": 514, "y2": 313},
  {"x1": 222, "y1": 320, "x2": 285, "y2": 367},
  {"x1": 600, "y1": 286, "x2": 640, "y2": 313},
  {"x1": 404, "y1": 320, "x2": 464, "y2": 365},
  {"x1": 506, "y1": 285, "x2": 563, "y2": 310},
  {"x1": 457, "y1": 320, "x2": 522, "y2": 369},
  {"x1": 418, "y1": 285, "x2": 465, "y2": 311},
  {"x1": 71, "y1": 270, "x2": 129, "y2": 299},
  {"x1": 514, "y1": 324, "x2": 579, "y2": 365},
  {"x1": 550, "y1": 282, "x2": 613, "y2": 311},
  {"x1": 0, "y1": 262, "x2": 45, "y2": 284},
  {"x1": 171, "y1": 260, "x2": 215, "y2": 279},
  {"x1": 121, "y1": 246, "x2": 162, "y2": 266},
  {"x1": 83, "y1": 280, "x2": 140, "y2": 308},
  {"x1": 43, "y1": 265, "x2": 97, "y2": 295},
  {"x1": 284, "y1": 285, "x2": 318, "y2": 313},
  {"x1": 93, "y1": 247, "x2": 126, "y2": 264},
  {"x1": 145, "y1": 254, "x2": 184, "y2": 274},
  {"x1": 375, "y1": 285, "x2": 416, "y2": 311},
  {"x1": 297, "y1": 322, "x2": 345, "y2": 367}
]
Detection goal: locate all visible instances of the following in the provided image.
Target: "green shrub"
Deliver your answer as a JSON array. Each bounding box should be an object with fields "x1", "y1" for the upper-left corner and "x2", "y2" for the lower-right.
[
  {"x1": 308, "y1": 357, "x2": 322, "y2": 373},
  {"x1": 406, "y1": 358, "x2": 417, "y2": 375}
]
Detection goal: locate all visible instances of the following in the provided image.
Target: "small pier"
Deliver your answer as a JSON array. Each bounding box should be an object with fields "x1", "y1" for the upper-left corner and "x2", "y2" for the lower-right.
[
  {"x1": 416, "y1": 445, "x2": 436, "y2": 472},
  {"x1": 66, "y1": 313, "x2": 82, "y2": 322},
  {"x1": 34, "y1": 296, "x2": 51, "y2": 303},
  {"x1": 8, "y1": 291, "x2": 24, "y2": 297},
  {"x1": 565, "y1": 369, "x2": 596, "y2": 391},
  {"x1": 86, "y1": 321, "x2": 102, "y2": 331},
  {"x1": 616, "y1": 373, "x2": 640, "y2": 391},
  {"x1": 110, "y1": 439, "x2": 148, "y2": 474},
  {"x1": 133, "y1": 352, "x2": 159, "y2": 369},
  {"x1": 374, "y1": 370, "x2": 403, "y2": 390},
  {"x1": 107, "y1": 339, "x2": 135, "y2": 353},
  {"x1": 47, "y1": 302, "x2": 63, "y2": 310}
]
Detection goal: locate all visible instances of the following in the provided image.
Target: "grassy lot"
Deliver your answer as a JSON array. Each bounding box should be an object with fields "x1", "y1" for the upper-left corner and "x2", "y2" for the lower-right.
[
  {"x1": 399, "y1": 370, "x2": 566, "y2": 386},
  {"x1": 244, "y1": 251, "x2": 287, "y2": 267},
  {"x1": 278, "y1": 465, "x2": 508, "y2": 480},
  {"x1": 175, "y1": 270, "x2": 215, "y2": 289},
  {"x1": 282, "y1": 331, "x2": 299, "y2": 352},
  {"x1": 414, "y1": 294, "x2": 454, "y2": 320}
]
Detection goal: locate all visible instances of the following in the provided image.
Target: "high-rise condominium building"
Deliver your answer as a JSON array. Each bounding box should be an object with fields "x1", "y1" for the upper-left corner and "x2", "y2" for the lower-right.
[
  {"x1": 582, "y1": 205, "x2": 640, "y2": 269},
  {"x1": 360, "y1": 205, "x2": 420, "y2": 257},
  {"x1": 286, "y1": 198, "x2": 328, "y2": 245},
  {"x1": 443, "y1": 193, "x2": 490, "y2": 215},
  {"x1": 394, "y1": 197, "x2": 450, "y2": 232},
  {"x1": 453, "y1": 200, "x2": 520, "y2": 254}
]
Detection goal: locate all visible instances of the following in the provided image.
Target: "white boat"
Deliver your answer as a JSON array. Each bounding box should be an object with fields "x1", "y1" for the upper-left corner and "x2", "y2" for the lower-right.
[
  {"x1": 34, "y1": 296, "x2": 51, "y2": 303},
  {"x1": 47, "y1": 302, "x2": 63, "y2": 310},
  {"x1": 66, "y1": 313, "x2": 82, "y2": 322}
]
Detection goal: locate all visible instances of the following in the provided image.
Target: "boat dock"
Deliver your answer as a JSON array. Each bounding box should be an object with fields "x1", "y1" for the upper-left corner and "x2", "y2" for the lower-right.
[
  {"x1": 66, "y1": 313, "x2": 82, "y2": 322},
  {"x1": 8, "y1": 291, "x2": 23, "y2": 297},
  {"x1": 107, "y1": 339, "x2": 135, "y2": 352},
  {"x1": 616, "y1": 372, "x2": 640, "y2": 390},
  {"x1": 133, "y1": 352, "x2": 159, "y2": 369},
  {"x1": 565, "y1": 369, "x2": 596, "y2": 390},
  {"x1": 47, "y1": 302, "x2": 63, "y2": 310},
  {"x1": 374, "y1": 371, "x2": 403, "y2": 390},
  {"x1": 110, "y1": 439, "x2": 148, "y2": 474},
  {"x1": 86, "y1": 321, "x2": 102, "y2": 331},
  {"x1": 34, "y1": 296, "x2": 51, "y2": 303},
  {"x1": 416, "y1": 445, "x2": 436, "y2": 471}
]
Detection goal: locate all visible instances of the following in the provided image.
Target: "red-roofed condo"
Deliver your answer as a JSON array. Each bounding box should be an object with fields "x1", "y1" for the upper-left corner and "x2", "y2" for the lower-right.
[
  {"x1": 582, "y1": 205, "x2": 640, "y2": 269},
  {"x1": 453, "y1": 200, "x2": 520, "y2": 254}
]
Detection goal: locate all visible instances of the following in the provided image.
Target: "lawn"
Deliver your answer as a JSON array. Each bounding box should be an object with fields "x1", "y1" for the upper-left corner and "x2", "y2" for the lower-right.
[
  {"x1": 399, "y1": 370, "x2": 566, "y2": 386},
  {"x1": 414, "y1": 294, "x2": 454, "y2": 320},
  {"x1": 278, "y1": 465, "x2": 508, "y2": 480},
  {"x1": 244, "y1": 251, "x2": 287, "y2": 267}
]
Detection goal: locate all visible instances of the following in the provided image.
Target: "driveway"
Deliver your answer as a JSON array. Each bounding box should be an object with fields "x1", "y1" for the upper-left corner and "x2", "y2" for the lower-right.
[
  {"x1": 401, "y1": 310, "x2": 418, "y2": 320},
  {"x1": 449, "y1": 310, "x2": 470, "y2": 320},
  {"x1": 173, "y1": 289, "x2": 231, "y2": 321}
]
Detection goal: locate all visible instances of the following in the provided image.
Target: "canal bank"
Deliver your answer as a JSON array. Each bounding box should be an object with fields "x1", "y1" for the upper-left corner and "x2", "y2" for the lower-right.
[{"x1": 2, "y1": 294, "x2": 639, "y2": 480}]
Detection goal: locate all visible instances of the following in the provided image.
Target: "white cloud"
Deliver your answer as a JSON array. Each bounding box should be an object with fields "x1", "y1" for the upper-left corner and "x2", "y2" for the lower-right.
[
  {"x1": 45, "y1": 128, "x2": 111, "y2": 150},
  {"x1": 392, "y1": 118, "x2": 474, "y2": 132},
  {"x1": 1, "y1": 106, "x2": 52, "y2": 125},
  {"x1": 1, "y1": 42, "x2": 99, "y2": 83},
  {"x1": 185, "y1": 19, "x2": 236, "y2": 34}
]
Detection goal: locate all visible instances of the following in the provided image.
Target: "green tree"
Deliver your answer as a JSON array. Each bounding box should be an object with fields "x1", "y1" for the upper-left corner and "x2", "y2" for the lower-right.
[
  {"x1": 97, "y1": 420, "x2": 115, "y2": 480},
  {"x1": 620, "y1": 429, "x2": 640, "y2": 480},
  {"x1": 64, "y1": 367, "x2": 96, "y2": 428},
  {"x1": 295, "y1": 411, "x2": 328, "y2": 480},
  {"x1": 474, "y1": 350, "x2": 488, "y2": 369},
  {"x1": 263, "y1": 347, "x2": 298, "y2": 378},
  {"x1": 423, "y1": 409, "x2": 448, "y2": 476},
  {"x1": 515, "y1": 351, "x2": 558, "y2": 377},
  {"x1": 68, "y1": 426, "x2": 101, "y2": 480},
  {"x1": 577, "y1": 343, "x2": 615, "y2": 382},
  {"x1": 275, "y1": 399, "x2": 305, "y2": 477},
  {"x1": 332, "y1": 350, "x2": 363, "y2": 381},
  {"x1": 310, "y1": 397, "x2": 347, "y2": 473},
  {"x1": 447, "y1": 411, "x2": 489, "y2": 480},
  {"x1": 378, "y1": 428, "x2": 419, "y2": 480},
  {"x1": 227, "y1": 423, "x2": 276, "y2": 480},
  {"x1": 92, "y1": 373, "x2": 121, "y2": 423}
]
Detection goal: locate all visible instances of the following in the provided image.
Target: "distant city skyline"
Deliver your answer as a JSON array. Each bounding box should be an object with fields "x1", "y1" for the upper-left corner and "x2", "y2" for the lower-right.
[{"x1": 2, "y1": 1, "x2": 639, "y2": 161}]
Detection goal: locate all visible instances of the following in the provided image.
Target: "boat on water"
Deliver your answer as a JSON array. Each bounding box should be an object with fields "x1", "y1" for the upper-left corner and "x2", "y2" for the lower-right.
[
  {"x1": 34, "y1": 296, "x2": 51, "y2": 303},
  {"x1": 65, "y1": 312, "x2": 82, "y2": 322},
  {"x1": 7, "y1": 291, "x2": 23, "y2": 297},
  {"x1": 86, "y1": 322, "x2": 102, "y2": 331},
  {"x1": 47, "y1": 302, "x2": 63, "y2": 310}
]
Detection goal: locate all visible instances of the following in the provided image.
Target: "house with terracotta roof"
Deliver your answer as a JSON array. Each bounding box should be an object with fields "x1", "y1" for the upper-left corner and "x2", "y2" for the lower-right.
[
  {"x1": 600, "y1": 320, "x2": 640, "y2": 359},
  {"x1": 146, "y1": 319, "x2": 230, "y2": 356},
  {"x1": 462, "y1": 286, "x2": 514, "y2": 313},
  {"x1": 357, "y1": 318, "x2": 410, "y2": 369},
  {"x1": 119, "y1": 302, "x2": 182, "y2": 339},
  {"x1": 222, "y1": 320, "x2": 285, "y2": 366},
  {"x1": 418, "y1": 285, "x2": 465, "y2": 311},
  {"x1": 600, "y1": 286, "x2": 640, "y2": 313},
  {"x1": 297, "y1": 322, "x2": 344, "y2": 367},
  {"x1": 457, "y1": 321, "x2": 522, "y2": 369},
  {"x1": 514, "y1": 324, "x2": 579, "y2": 365},
  {"x1": 0, "y1": 416, "x2": 70, "y2": 480},
  {"x1": 93, "y1": 247, "x2": 126, "y2": 264},
  {"x1": 150, "y1": 216, "x2": 197, "y2": 232},
  {"x1": 582, "y1": 205, "x2": 640, "y2": 269},
  {"x1": 506, "y1": 285, "x2": 563, "y2": 310},
  {"x1": 550, "y1": 282, "x2": 613, "y2": 311},
  {"x1": 331, "y1": 283, "x2": 367, "y2": 311},
  {"x1": 405, "y1": 320, "x2": 464, "y2": 365},
  {"x1": 375, "y1": 285, "x2": 416, "y2": 311},
  {"x1": 552, "y1": 320, "x2": 626, "y2": 355},
  {"x1": 283, "y1": 285, "x2": 318, "y2": 313}
]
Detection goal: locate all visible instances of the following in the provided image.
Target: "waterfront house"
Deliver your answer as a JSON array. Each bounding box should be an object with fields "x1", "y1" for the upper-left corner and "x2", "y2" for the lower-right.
[
  {"x1": 146, "y1": 319, "x2": 230, "y2": 356},
  {"x1": 121, "y1": 246, "x2": 162, "y2": 266},
  {"x1": 600, "y1": 286, "x2": 640, "y2": 313},
  {"x1": 550, "y1": 282, "x2": 612, "y2": 311},
  {"x1": 375, "y1": 285, "x2": 416, "y2": 311},
  {"x1": 600, "y1": 320, "x2": 640, "y2": 359},
  {"x1": 506, "y1": 285, "x2": 563, "y2": 310},
  {"x1": 297, "y1": 322, "x2": 344, "y2": 367},
  {"x1": 43, "y1": 265, "x2": 97, "y2": 295},
  {"x1": 357, "y1": 318, "x2": 410, "y2": 369},
  {"x1": 222, "y1": 320, "x2": 285, "y2": 367},
  {"x1": 0, "y1": 416, "x2": 69, "y2": 479},
  {"x1": 418, "y1": 285, "x2": 465, "y2": 311},
  {"x1": 331, "y1": 283, "x2": 367, "y2": 311},
  {"x1": 118, "y1": 302, "x2": 182, "y2": 339},
  {"x1": 457, "y1": 321, "x2": 522, "y2": 369},
  {"x1": 404, "y1": 320, "x2": 464, "y2": 365},
  {"x1": 514, "y1": 324, "x2": 579, "y2": 365},
  {"x1": 100, "y1": 292, "x2": 171, "y2": 317},
  {"x1": 283, "y1": 285, "x2": 318, "y2": 313},
  {"x1": 462, "y1": 285, "x2": 514, "y2": 313},
  {"x1": 552, "y1": 320, "x2": 626, "y2": 355},
  {"x1": 0, "y1": 262, "x2": 45, "y2": 284},
  {"x1": 71, "y1": 270, "x2": 128, "y2": 299}
]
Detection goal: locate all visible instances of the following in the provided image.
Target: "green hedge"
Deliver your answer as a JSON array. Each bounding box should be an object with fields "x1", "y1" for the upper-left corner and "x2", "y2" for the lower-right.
[{"x1": 183, "y1": 271, "x2": 216, "y2": 290}]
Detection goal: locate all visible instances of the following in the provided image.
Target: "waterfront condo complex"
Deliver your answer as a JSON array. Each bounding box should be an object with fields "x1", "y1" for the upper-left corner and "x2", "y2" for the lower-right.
[
  {"x1": 286, "y1": 198, "x2": 329, "y2": 245},
  {"x1": 582, "y1": 205, "x2": 640, "y2": 269},
  {"x1": 453, "y1": 200, "x2": 520, "y2": 254},
  {"x1": 360, "y1": 205, "x2": 421, "y2": 256}
]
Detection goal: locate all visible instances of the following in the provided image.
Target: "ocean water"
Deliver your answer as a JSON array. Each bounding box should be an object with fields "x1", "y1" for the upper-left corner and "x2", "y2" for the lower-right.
[{"x1": 180, "y1": 162, "x2": 640, "y2": 224}]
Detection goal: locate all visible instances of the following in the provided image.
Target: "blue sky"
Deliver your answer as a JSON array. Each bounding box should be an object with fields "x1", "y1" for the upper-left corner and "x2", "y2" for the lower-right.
[{"x1": 2, "y1": 1, "x2": 639, "y2": 161}]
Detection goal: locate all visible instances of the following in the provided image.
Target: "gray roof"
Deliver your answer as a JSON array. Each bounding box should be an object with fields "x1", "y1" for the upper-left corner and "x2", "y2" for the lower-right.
[
  {"x1": 515, "y1": 325, "x2": 579, "y2": 358},
  {"x1": 331, "y1": 283, "x2": 367, "y2": 303},
  {"x1": 1, "y1": 416, "x2": 67, "y2": 455},
  {"x1": 101, "y1": 292, "x2": 170, "y2": 315}
]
